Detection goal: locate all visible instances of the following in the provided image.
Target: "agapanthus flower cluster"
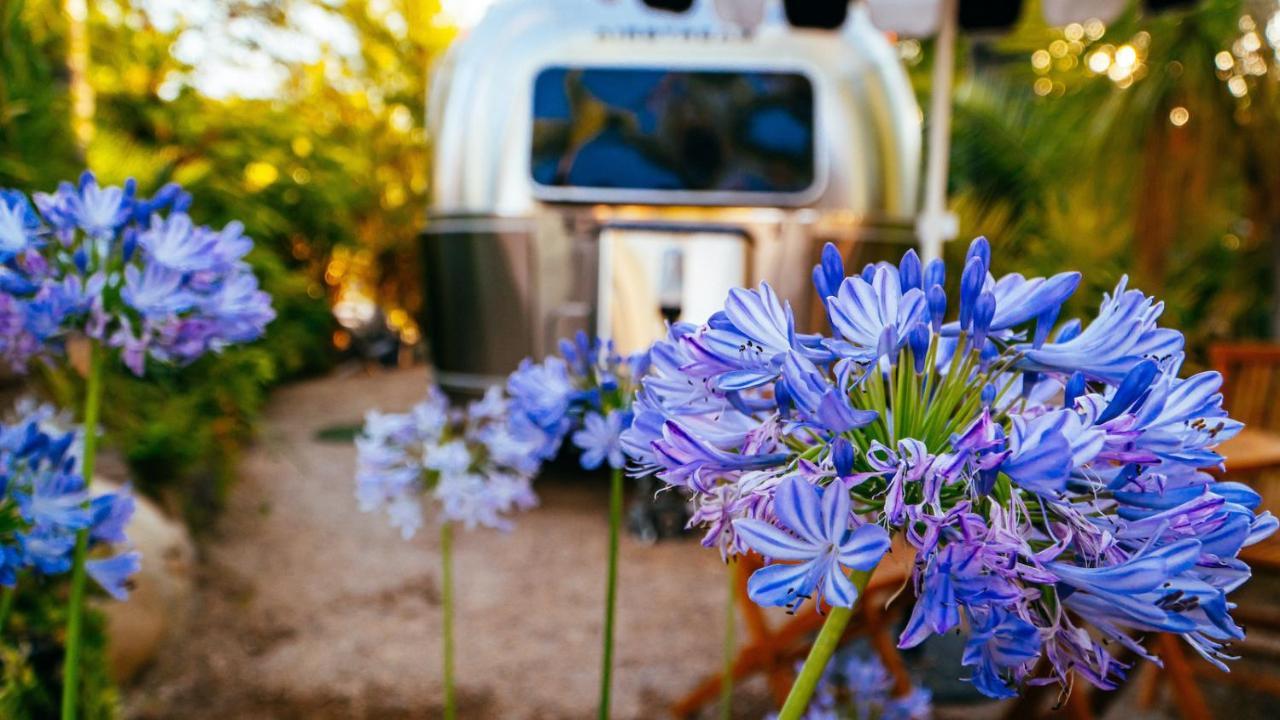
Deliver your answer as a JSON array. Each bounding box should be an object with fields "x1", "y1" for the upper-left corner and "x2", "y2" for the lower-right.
[
  {"x1": 0, "y1": 172, "x2": 275, "y2": 374},
  {"x1": 506, "y1": 331, "x2": 649, "y2": 470},
  {"x1": 355, "y1": 386, "x2": 541, "y2": 538},
  {"x1": 622, "y1": 237, "x2": 1278, "y2": 699},
  {"x1": 766, "y1": 649, "x2": 932, "y2": 720},
  {"x1": 0, "y1": 404, "x2": 139, "y2": 599}
]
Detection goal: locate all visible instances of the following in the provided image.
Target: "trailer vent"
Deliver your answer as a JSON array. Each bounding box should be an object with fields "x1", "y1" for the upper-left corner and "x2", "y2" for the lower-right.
[
  {"x1": 643, "y1": 0, "x2": 695, "y2": 13},
  {"x1": 783, "y1": 0, "x2": 847, "y2": 30}
]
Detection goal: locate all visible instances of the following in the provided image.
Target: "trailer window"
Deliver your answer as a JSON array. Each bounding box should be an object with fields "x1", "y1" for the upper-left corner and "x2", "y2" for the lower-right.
[{"x1": 531, "y1": 67, "x2": 817, "y2": 203}]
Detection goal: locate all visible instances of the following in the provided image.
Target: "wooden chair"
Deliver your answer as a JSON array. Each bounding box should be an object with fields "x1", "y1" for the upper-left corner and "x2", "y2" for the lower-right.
[
  {"x1": 671, "y1": 540, "x2": 914, "y2": 718},
  {"x1": 1211, "y1": 342, "x2": 1280, "y2": 564},
  {"x1": 1211, "y1": 342, "x2": 1280, "y2": 431}
]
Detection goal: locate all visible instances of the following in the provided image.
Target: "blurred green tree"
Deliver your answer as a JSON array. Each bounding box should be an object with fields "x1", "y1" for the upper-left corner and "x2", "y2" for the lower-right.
[
  {"x1": 2, "y1": 3, "x2": 454, "y2": 705},
  {"x1": 945, "y1": 0, "x2": 1280, "y2": 359},
  {"x1": 0, "y1": 0, "x2": 81, "y2": 184},
  {"x1": 2, "y1": 0, "x2": 455, "y2": 522}
]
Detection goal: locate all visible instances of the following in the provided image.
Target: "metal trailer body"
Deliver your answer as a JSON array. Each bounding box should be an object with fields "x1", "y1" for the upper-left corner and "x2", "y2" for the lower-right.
[{"x1": 423, "y1": 0, "x2": 920, "y2": 393}]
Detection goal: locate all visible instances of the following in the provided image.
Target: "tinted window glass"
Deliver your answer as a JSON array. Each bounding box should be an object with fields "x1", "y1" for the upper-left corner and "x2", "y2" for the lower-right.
[{"x1": 531, "y1": 67, "x2": 816, "y2": 197}]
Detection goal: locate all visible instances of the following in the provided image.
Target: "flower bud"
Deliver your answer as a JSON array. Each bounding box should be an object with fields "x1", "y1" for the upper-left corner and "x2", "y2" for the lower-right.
[
  {"x1": 908, "y1": 324, "x2": 930, "y2": 373},
  {"x1": 923, "y1": 258, "x2": 945, "y2": 290},
  {"x1": 965, "y1": 235, "x2": 991, "y2": 272},
  {"x1": 1064, "y1": 371, "x2": 1086, "y2": 408},
  {"x1": 958, "y1": 257, "x2": 985, "y2": 330},
  {"x1": 972, "y1": 291, "x2": 996, "y2": 347},
  {"x1": 831, "y1": 437, "x2": 855, "y2": 478},
  {"x1": 899, "y1": 249, "x2": 922, "y2": 291},
  {"x1": 927, "y1": 285, "x2": 947, "y2": 333}
]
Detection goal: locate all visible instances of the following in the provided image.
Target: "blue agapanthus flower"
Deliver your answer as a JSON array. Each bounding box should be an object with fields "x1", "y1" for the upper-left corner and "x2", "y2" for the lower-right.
[
  {"x1": 573, "y1": 410, "x2": 631, "y2": 470},
  {"x1": 623, "y1": 236, "x2": 1275, "y2": 700},
  {"x1": 506, "y1": 331, "x2": 647, "y2": 471},
  {"x1": 355, "y1": 386, "x2": 540, "y2": 537},
  {"x1": 0, "y1": 190, "x2": 43, "y2": 261},
  {"x1": 734, "y1": 476, "x2": 890, "y2": 611},
  {"x1": 826, "y1": 260, "x2": 927, "y2": 364},
  {"x1": 87, "y1": 551, "x2": 142, "y2": 601},
  {"x1": 961, "y1": 607, "x2": 1041, "y2": 700},
  {"x1": 0, "y1": 404, "x2": 139, "y2": 597},
  {"x1": 0, "y1": 172, "x2": 275, "y2": 375}
]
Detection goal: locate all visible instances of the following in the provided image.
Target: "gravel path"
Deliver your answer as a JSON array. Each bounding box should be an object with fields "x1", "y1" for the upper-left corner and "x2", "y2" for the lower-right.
[{"x1": 124, "y1": 367, "x2": 767, "y2": 719}]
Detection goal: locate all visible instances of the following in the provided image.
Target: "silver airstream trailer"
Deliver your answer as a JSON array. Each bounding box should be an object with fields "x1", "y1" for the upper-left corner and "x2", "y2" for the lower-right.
[{"x1": 422, "y1": 0, "x2": 921, "y2": 393}]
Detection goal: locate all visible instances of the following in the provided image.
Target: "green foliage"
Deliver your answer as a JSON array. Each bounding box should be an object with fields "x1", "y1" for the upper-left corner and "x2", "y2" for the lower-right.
[
  {"x1": 0, "y1": 0, "x2": 81, "y2": 186},
  {"x1": 941, "y1": 0, "x2": 1280, "y2": 361},
  {"x1": 72, "y1": 0, "x2": 452, "y2": 521},
  {"x1": 1, "y1": 581, "x2": 117, "y2": 719},
  {"x1": 105, "y1": 348, "x2": 277, "y2": 527},
  {"x1": 0, "y1": 0, "x2": 455, "y2": 709},
  {"x1": 0, "y1": 0, "x2": 457, "y2": 527},
  {"x1": 83, "y1": 0, "x2": 452, "y2": 321}
]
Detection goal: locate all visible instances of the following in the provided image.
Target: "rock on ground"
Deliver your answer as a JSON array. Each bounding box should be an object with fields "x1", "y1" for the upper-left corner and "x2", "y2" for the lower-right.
[{"x1": 94, "y1": 476, "x2": 196, "y2": 685}]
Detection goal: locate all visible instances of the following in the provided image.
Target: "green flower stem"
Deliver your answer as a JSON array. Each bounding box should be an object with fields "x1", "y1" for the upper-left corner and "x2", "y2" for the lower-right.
[
  {"x1": 0, "y1": 582, "x2": 15, "y2": 634},
  {"x1": 776, "y1": 567, "x2": 875, "y2": 720},
  {"x1": 441, "y1": 520, "x2": 456, "y2": 720},
  {"x1": 598, "y1": 466, "x2": 623, "y2": 719},
  {"x1": 62, "y1": 340, "x2": 104, "y2": 720},
  {"x1": 720, "y1": 560, "x2": 736, "y2": 720},
  {"x1": 918, "y1": 333, "x2": 940, "y2": 407}
]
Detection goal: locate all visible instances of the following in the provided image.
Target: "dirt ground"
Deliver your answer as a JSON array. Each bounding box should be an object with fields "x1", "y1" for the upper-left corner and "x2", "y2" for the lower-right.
[
  {"x1": 122, "y1": 367, "x2": 775, "y2": 719},
  {"x1": 122, "y1": 367, "x2": 1280, "y2": 720}
]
